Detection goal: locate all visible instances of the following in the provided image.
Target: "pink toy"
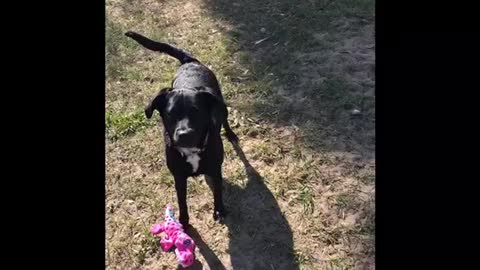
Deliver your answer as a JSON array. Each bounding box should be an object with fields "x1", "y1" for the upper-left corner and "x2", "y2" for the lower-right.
[{"x1": 150, "y1": 204, "x2": 196, "y2": 268}]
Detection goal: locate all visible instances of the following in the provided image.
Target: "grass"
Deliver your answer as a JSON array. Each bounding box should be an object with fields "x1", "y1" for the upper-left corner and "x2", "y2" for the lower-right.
[
  {"x1": 294, "y1": 250, "x2": 313, "y2": 270},
  {"x1": 298, "y1": 184, "x2": 315, "y2": 215},
  {"x1": 106, "y1": 110, "x2": 154, "y2": 141},
  {"x1": 106, "y1": 0, "x2": 375, "y2": 269},
  {"x1": 335, "y1": 193, "x2": 359, "y2": 214}
]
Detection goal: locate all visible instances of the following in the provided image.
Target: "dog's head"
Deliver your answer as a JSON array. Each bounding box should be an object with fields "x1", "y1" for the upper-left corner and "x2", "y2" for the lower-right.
[{"x1": 145, "y1": 87, "x2": 227, "y2": 148}]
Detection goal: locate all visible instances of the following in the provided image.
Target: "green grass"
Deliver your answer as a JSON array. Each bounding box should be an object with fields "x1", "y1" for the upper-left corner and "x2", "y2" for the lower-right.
[
  {"x1": 328, "y1": 258, "x2": 350, "y2": 270},
  {"x1": 106, "y1": 110, "x2": 154, "y2": 141},
  {"x1": 294, "y1": 250, "x2": 313, "y2": 270},
  {"x1": 136, "y1": 233, "x2": 159, "y2": 264},
  {"x1": 335, "y1": 193, "x2": 357, "y2": 210},
  {"x1": 298, "y1": 184, "x2": 314, "y2": 215}
]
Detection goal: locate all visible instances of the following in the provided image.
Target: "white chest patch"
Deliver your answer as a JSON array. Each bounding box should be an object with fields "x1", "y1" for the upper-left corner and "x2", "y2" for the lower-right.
[{"x1": 178, "y1": 147, "x2": 202, "y2": 173}]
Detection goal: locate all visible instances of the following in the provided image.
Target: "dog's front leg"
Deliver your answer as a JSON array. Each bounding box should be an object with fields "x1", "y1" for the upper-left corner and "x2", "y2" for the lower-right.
[
  {"x1": 206, "y1": 173, "x2": 227, "y2": 222},
  {"x1": 174, "y1": 175, "x2": 190, "y2": 228}
]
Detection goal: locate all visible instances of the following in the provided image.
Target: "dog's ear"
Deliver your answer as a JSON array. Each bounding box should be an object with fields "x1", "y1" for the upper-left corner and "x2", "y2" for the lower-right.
[
  {"x1": 197, "y1": 90, "x2": 228, "y2": 132},
  {"x1": 145, "y1": 87, "x2": 172, "y2": 119}
]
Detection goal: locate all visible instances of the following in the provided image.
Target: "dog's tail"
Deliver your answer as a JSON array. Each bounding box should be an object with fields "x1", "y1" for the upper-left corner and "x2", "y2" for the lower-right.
[{"x1": 125, "y1": 31, "x2": 198, "y2": 64}]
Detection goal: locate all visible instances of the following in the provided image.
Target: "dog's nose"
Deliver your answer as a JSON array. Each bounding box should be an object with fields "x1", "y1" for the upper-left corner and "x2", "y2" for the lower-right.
[
  {"x1": 176, "y1": 128, "x2": 190, "y2": 136},
  {"x1": 174, "y1": 128, "x2": 194, "y2": 145}
]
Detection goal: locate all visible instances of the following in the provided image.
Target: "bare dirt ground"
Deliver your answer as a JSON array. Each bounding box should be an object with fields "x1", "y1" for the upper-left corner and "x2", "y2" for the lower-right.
[{"x1": 106, "y1": 0, "x2": 375, "y2": 269}]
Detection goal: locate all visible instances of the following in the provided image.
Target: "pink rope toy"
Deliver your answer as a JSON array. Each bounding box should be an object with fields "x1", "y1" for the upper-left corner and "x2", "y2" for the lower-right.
[{"x1": 150, "y1": 204, "x2": 196, "y2": 268}]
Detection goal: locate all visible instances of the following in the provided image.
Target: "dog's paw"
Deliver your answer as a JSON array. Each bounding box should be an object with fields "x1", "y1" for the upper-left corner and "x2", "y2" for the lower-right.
[
  {"x1": 181, "y1": 222, "x2": 192, "y2": 230},
  {"x1": 179, "y1": 216, "x2": 191, "y2": 229},
  {"x1": 180, "y1": 220, "x2": 191, "y2": 230},
  {"x1": 213, "y1": 209, "x2": 228, "y2": 223}
]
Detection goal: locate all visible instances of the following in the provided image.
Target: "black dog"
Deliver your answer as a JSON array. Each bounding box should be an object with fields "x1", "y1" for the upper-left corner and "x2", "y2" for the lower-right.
[{"x1": 125, "y1": 31, "x2": 238, "y2": 228}]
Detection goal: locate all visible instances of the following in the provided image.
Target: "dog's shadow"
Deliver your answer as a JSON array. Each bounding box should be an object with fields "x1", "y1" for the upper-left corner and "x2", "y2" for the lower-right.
[
  {"x1": 188, "y1": 142, "x2": 299, "y2": 270},
  {"x1": 184, "y1": 227, "x2": 226, "y2": 270}
]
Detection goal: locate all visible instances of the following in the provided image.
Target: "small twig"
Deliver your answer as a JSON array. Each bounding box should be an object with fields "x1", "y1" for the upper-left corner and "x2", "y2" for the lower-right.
[{"x1": 254, "y1": 36, "x2": 270, "y2": 45}]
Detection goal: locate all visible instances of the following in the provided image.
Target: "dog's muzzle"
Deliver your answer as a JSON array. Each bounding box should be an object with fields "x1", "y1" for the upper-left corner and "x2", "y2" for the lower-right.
[{"x1": 173, "y1": 128, "x2": 195, "y2": 147}]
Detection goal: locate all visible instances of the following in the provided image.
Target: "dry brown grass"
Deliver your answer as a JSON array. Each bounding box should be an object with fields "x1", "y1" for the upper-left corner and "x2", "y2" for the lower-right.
[{"x1": 106, "y1": 0, "x2": 375, "y2": 269}]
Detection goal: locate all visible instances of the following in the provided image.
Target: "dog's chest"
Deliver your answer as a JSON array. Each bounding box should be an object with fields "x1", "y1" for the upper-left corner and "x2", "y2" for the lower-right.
[{"x1": 178, "y1": 148, "x2": 202, "y2": 173}]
